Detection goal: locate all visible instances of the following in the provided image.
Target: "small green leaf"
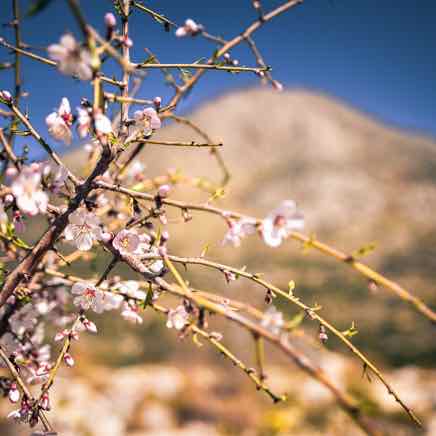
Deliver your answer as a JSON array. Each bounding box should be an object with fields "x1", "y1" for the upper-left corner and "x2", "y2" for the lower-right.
[
  {"x1": 342, "y1": 321, "x2": 358, "y2": 338},
  {"x1": 352, "y1": 242, "x2": 377, "y2": 259},
  {"x1": 26, "y1": 0, "x2": 54, "y2": 17},
  {"x1": 288, "y1": 280, "x2": 295, "y2": 296},
  {"x1": 286, "y1": 311, "x2": 305, "y2": 330}
]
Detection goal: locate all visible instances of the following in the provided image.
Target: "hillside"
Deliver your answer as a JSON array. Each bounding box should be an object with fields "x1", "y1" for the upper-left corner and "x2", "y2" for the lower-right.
[{"x1": 65, "y1": 87, "x2": 436, "y2": 366}]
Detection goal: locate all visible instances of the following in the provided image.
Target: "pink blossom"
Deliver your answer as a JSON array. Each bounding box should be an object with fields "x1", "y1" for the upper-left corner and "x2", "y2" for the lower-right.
[
  {"x1": 71, "y1": 282, "x2": 105, "y2": 313},
  {"x1": 46, "y1": 97, "x2": 73, "y2": 145},
  {"x1": 222, "y1": 217, "x2": 257, "y2": 247},
  {"x1": 114, "y1": 280, "x2": 146, "y2": 300},
  {"x1": 112, "y1": 229, "x2": 140, "y2": 255},
  {"x1": 261, "y1": 200, "x2": 304, "y2": 247},
  {"x1": 133, "y1": 107, "x2": 161, "y2": 135},
  {"x1": 11, "y1": 166, "x2": 48, "y2": 216},
  {"x1": 121, "y1": 302, "x2": 143, "y2": 324},
  {"x1": 48, "y1": 34, "x2": 93, "y2": 80},
  {"x1": 64, "y1": 209, "x2": 102, "y2": 251},
  {"x1": 166, "y1": 305, "x2": 189, "y2": 330},
  {"x1": 261, "y1": 306, "x2": 284, "y2": 335},
  {"x1": 101, "y1": 291, "x2": 123, "y2": 311}
]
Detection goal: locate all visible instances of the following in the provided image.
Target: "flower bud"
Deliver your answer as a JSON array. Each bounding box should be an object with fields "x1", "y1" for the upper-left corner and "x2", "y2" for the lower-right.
[
  {"x1": 104, "y1": 12, "x2": 117, "y2": 28},
  {"x1": 64, "y1": 353, "x2": 75, "y2": 367},
  {"x1": 0, "y1": 90, "x2": 12, "y2": 102},
  {"x1": 123, "y1": 36, "x2": 133, "y2": 48},
  {"x1": 8, "y1": 383, "x2": 20, "y2": 403},
  {"x1": 153, "y1": 96, "x2": 162, "y2": 109},
  {"x1": 5, "y1": 166, "x2": 18, "y2": 178},
  {"x1": 82, "y1": 318, "x2": 98, "y2": 333},
  {"x1": 158, "y1": 184, "x2": 171, "y2": 198},
  {"x1": 4, "y1": 194, "x2": 14, "y2": 205},
  {"x1": 40, "y1": 392, "x2": 51, "y2": 411}
]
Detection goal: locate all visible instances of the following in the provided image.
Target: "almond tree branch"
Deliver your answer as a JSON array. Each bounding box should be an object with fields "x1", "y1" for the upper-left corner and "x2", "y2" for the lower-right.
[
  {"x1": 103, "y1": 247, "x2": 382, "y2": 435},
  {"x1": 3, "y1": 101, "x2": 80, "y2": 185},
  {"x1": 142, "y1": 252, "x2": 422, "y2": 427},
  {"x1": 93, "y1": 181, "x2": 436, "y2": 325},
  {"x1": 164, "y1": 0, "x2": 303, "y2": 110},
  {"x1": 0, "y1": 345, "x2": 54, "y2": 433}
]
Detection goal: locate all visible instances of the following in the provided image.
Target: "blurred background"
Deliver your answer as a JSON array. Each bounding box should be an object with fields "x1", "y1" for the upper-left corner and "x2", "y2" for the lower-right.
[{"x1": 1, "y1": 1, "x2": 436, "y2": 435}]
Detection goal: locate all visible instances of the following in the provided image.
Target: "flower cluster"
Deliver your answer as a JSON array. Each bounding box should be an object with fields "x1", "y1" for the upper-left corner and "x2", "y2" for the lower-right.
[
  {"x1": 175, "y1": 19, "x2": 203, "y2": 37},
  {"x1": 46, "y1": 97, "x2": 112, "y2": 145}
]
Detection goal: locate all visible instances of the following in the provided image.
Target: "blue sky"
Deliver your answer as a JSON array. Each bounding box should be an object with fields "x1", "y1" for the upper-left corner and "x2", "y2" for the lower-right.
[{"x1": 1, "y1": 0, "x2": 436, "y2": 159}]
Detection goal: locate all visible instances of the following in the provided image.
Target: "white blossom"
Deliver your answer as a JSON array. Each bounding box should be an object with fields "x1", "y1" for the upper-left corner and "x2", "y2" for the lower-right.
[
  {"x1": 101, "y1": 291, "x2": 123, "y2": 311},
  {"x1": 48, "y1": 34, "x2": 93, "y2": 80},
  {"x1": 71, "y1": 282, "x2": 105, "y2": 313},
  {"x1": 94, "y1": 111, "x2": 113, "y2": 135},
  {"x1": 262, "y1": 200, "x2": 304, "y2": 247},
  {"x1": 11, "y1": 166, "x2": 48, "y2": 216},
  {"x1": 64, "y1": 209, "x2": 102, "y2": 251},
  {"x1": 175, "y1": 19, "x2": 202, "y2": 37},
  {"x1": 112, "y1": 229, "x2": 140, "y2": 255},
  {"x1": 222, "y1": 217, "x2": 257, "y2": 247},
  {"x1": 121, "y1": 302, "x2": 143, "y2": 324},
  {"x1": 133, "y1": 107, "x2": 161, "y2": 136},
  {"x1": 166, "y1": 305, "x2": 189, "y2": 330},
  {"x1": 261, "y1": 306, "x2": 284, "y2": 335},
  {"x1": 114, "y1": 280, "x2": 146, "y2": 300},
  {"x1": 45, "y1": 97, "x2": 73, "y2": 145}
]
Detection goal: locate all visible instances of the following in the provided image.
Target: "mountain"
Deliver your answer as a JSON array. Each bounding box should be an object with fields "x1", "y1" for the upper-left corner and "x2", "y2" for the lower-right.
[{"x1": 67, "y1": 88, "x2": 436, "y2": 365}]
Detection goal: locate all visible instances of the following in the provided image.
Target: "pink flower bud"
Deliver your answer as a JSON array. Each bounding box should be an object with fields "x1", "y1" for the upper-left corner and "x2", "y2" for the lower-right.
[
  {"x1": 158, "y1": 184, "x2": 171, "y2": 198},
  {"x1": 40, "y1": 392, "x2": 51, "y2": 411},
  {"x1": 161, "y1": 230, "x2": 170, "y2": 243},
  {"x1": 153, "y1": 96, "x2": 162, "y2": 109},
  {"x1": 0, "y1": 90, "x2": 12, "y2": 102},
  {"x1": 5, "y1": 166, "x2": 18, "y2": 178},
  {"x1": 104, "y1": 12, "x2": 117, "y2": 28},
  {"x1": 64, "y1": 353, "x2": 75, "y2": 367},
  {"x1": 123, "y1": 36, "x2": 133, "y2": 48},
  {"x1": 54, "y1": 330, "x2": 67, "y2": 341},
  {"x1": 8, "y1": 383, "x2": 20, "y2": 403},
  {"x1": 83, "y1": 318, "x2": 98, "y2": 333}
]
